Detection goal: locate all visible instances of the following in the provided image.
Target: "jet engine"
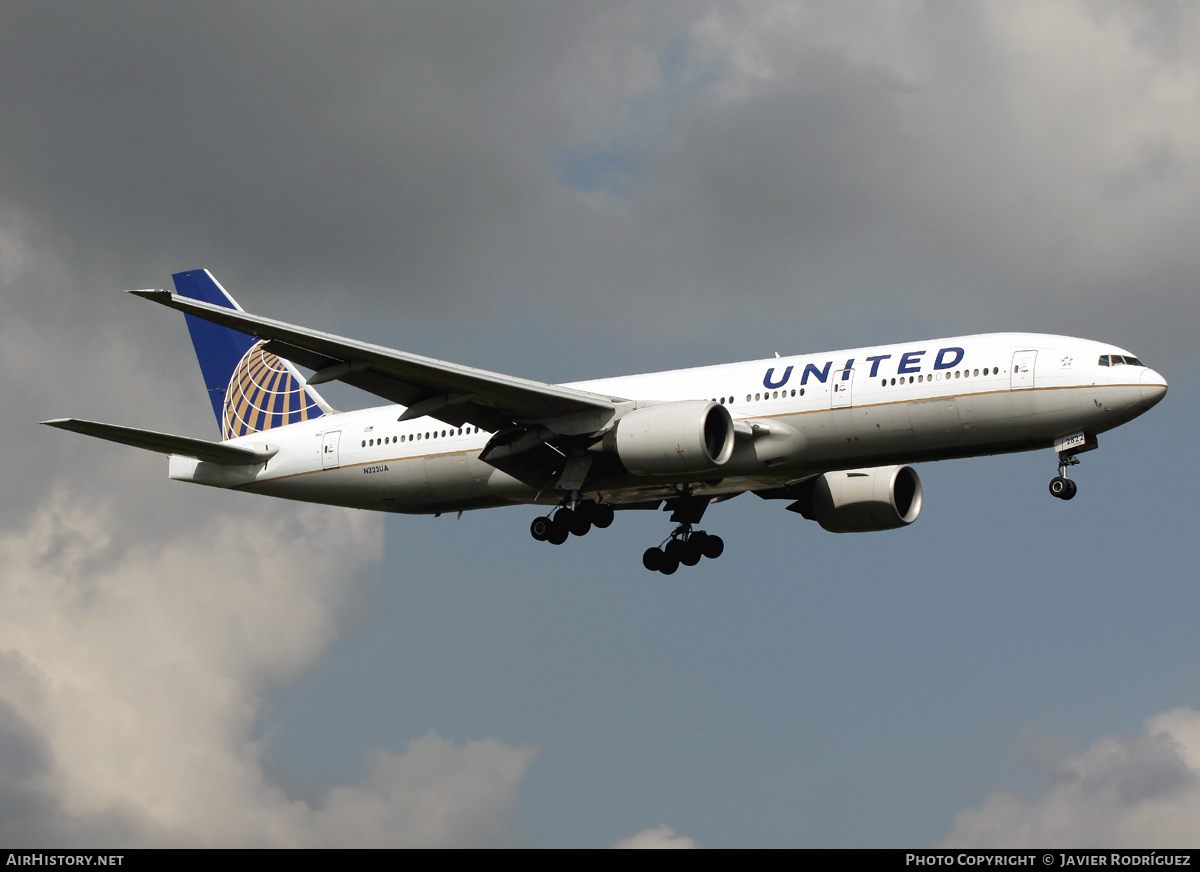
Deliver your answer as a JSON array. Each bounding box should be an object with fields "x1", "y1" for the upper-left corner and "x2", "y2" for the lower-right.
[
  {"x1": 607, "y1": 400, "x2": 735, "y2": 476},
  {"x1": 790, "y1": 465, "x2": 923, "y2": 533}
]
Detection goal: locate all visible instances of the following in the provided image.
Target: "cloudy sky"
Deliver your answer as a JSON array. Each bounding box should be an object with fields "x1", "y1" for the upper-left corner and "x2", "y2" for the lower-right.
[{"x1": 2, "y1": 0, "x2": 1198, "y2": 848}]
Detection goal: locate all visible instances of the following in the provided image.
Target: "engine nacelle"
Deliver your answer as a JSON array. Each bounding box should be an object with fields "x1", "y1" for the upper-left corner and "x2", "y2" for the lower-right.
[
  {"x1": 610, "y1": 400, "x2": 735, "y2": 476},
  {"x1": 795, "y1": 465, "x2": 923, "y2": 533}
]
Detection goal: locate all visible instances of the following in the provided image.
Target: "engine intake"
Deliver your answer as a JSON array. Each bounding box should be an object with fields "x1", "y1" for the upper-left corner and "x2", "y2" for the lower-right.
[
  {"x1": 789, "y1": 465, "x2": 923, "y2": 533},
  {"x1": 610, "y1": 400, "x2": 735, "y2": 476}
]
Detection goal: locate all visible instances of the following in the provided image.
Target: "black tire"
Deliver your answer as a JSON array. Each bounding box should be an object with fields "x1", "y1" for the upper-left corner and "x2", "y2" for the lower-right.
[
  {"x1": 1062, "y1": 479, "x2": 1078, "y2": 500},
  {"x1": 680, "y1": 538, "x2": 702, "y2": 566},
  {"x1": 530, "y1": 516, "x2": 552, "y2": 541},
  {"x1": 1049, "y1": 476, "x2": 1068, "y2": 498},
  {"x1": 658, "y1": 554, "x2": 679, "y2": 575},
  {"x1": 592, "y1": 504, "x2": 615, "y2": 529},
  {"x1": 642, "y1": 548, "x2": 663, "y2": 571},
  {"x1": 701, "y1": 534, "x2": 724, "y2": 560},
  {"x1": 569, "y1": 514, "x2": 592, "y2": 537},
  {"x1": 547, "y1": 521, "x2": 569, "y2": 545}
]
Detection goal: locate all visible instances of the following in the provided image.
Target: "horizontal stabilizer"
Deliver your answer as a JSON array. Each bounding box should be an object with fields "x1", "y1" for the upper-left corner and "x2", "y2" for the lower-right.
[{"x1": 41, "y1": 418, "x2": 278, "y2": 465}]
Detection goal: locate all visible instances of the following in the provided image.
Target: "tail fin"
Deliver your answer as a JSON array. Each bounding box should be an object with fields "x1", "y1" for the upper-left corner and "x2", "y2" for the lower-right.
[{"x1": 173, "y1": 269, "x2": 330, "y2": 440}]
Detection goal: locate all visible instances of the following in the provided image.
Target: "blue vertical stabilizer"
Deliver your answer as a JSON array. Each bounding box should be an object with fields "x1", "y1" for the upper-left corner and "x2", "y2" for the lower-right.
[{"x1": 172, "y1": 270, "x2": 326, "y2": 440}]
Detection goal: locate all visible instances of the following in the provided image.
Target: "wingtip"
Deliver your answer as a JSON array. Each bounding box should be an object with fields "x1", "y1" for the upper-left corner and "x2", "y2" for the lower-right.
[
  {"x1": 40, "y1": 418, "x2": 78, "y2": 431},
  {"x1": 126, "y1": 288, "x2": 170, "y2": 301}
]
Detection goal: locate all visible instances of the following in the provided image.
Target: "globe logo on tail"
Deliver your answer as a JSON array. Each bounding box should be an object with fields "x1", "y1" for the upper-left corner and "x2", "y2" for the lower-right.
[{"x1": 222, "y1": 341, "x2": 323, "y2": 440}]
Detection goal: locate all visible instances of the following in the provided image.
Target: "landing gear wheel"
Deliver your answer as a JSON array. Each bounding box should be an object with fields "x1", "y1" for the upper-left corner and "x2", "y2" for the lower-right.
[
  {"x1": 700, "y1": 534, "x2": 724, "y2": 560},
  {"x1": 643, "y1": 548, "x2": 663, "y2": 572},
  {"x1": 592, "y1": 503, "x2": 615, "y2": 529},
  {"x1": 658, "y1": 553, "x2": 679, "y2": 575},
  {"x1": 530, "y1": 516, "x2": 552, "y2": 541},
  {"x1": 1049, "y1": 476, "x2": 1070, "y2": 499},
  {"x1": 1062, "y1": 479, "x2": 1077, "y2": 500},
  {"x1": 679, "y1": 538, "x2": 703, "y2": 566},
  {"x1": 547, "y1": 520, "x2": 569, "y2": 545},
  {"x1": 550, "y1": 506, "x2": 588, "y2": 537}
]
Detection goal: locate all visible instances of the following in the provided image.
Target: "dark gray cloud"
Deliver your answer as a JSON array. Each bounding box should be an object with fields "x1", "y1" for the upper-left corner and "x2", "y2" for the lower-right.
[
  {"x1": 0, "y1": 695, "x2": 59, "y2": 846},
  {"x1": 0, "y1": 2, "x2": 670, "y2": 312},
  {"x1": 4, "y1": 1, "x2": 1197, "y2": 364}
]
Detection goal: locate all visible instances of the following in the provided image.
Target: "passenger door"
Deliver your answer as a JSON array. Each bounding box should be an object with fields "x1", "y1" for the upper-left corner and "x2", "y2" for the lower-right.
[
  {"x1": 831, "y1": 368, "x2": 855, "y2": 408},
  {"x1": 1011, "y1": 351, "x2": 1036, "y2": 390},
  {"x1": 321, "y1": 430, "x2": 341, "y2": 469}
]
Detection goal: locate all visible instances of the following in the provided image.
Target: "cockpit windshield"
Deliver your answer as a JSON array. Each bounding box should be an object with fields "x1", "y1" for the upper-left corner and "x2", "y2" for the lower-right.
[{"x1": 1098, "y1": 354, "x2": 1144, "y2": 367}]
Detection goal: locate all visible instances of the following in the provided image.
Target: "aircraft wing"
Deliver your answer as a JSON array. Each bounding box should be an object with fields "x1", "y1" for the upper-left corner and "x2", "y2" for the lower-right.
[
  {"x1": 129, "y1": 289, "x2": 621, "y2": 433},
  {"x1": 41, "y1": 418, "x2": 278, "y2": 465}
]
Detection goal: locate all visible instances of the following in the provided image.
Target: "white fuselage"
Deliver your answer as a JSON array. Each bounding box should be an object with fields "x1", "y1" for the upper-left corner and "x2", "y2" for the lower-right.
[{"x1": 169, "y1": 332, "x2": 1167, "y2": 513}]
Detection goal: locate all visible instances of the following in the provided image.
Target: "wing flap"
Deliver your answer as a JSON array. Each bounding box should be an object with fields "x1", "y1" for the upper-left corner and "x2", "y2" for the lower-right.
[{"x1": 42, "y1": 418, "x2": 278, "y2": 465}]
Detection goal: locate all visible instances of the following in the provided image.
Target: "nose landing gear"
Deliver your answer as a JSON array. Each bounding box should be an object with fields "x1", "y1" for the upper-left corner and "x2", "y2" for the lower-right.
[{"x1": 1048, "y1": 433, "x2": 1098, "y2": 501}]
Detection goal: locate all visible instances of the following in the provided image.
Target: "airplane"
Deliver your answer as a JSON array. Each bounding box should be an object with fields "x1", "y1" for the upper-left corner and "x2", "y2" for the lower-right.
[{"x1": 44, "y1": 269, "x2": 1168, "y2": 574}]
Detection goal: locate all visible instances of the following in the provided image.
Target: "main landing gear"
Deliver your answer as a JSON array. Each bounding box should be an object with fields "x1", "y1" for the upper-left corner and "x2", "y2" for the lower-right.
[
  {"x1": 529, "y1": 499, "x2": 615, "y2": 545},
  {"x1": 640, "y1": 492, "x2": 724, "y2": 574},
  {"x1": 642, "y1": 528, "x2": 724, "y2": 575},
  {"x1": 529, "y1": 490, "x2": 728, "y2": 573}
]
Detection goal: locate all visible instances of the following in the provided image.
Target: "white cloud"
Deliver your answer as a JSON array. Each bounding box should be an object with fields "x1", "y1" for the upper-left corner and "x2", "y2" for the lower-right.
[
  {"x1": 942, "y1": 708, "x2": 1200, "y2": 848},
  {"x1": 0, "y1": 493, "x2": 535, "y2": 847},
  {"x1": 311, "y1": 734, "x2": 536, "y2": 848},
  {"x1": 612, "y1": 823, "x2": 700, "y2": 849}
]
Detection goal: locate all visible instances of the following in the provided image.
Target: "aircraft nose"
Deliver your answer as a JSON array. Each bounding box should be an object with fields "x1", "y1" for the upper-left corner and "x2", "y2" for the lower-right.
[{"x1": 1140, "y1": 369, "x2": 1168, "y2": 410}]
